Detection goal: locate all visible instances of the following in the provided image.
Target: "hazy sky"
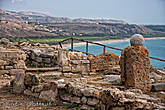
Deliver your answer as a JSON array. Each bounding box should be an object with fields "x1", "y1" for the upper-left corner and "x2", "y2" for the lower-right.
[{"x1": 0, "y1": 0, "x2": 165, "y2": 25}]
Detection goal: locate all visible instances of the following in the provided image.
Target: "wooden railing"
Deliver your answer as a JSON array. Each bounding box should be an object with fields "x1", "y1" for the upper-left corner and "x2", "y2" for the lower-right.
[{"x1": 56, "y1": 38, "x2": 165, "y2": 62}]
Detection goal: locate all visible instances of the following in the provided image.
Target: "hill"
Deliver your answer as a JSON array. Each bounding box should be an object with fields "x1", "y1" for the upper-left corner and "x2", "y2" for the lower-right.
[
  {"x1": 0, "y1": 9, "x2": 126, "y2": 24},
  {"x1": 0, "y1": 9, "x2": 165, "y2": 38}
]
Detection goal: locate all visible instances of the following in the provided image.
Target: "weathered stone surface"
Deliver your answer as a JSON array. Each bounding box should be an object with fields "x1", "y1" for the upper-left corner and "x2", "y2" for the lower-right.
[
  {"x1": 81, "y1": 60, "x2": 90, "y2": 64},
  {"x1": 152, "y1": 83, "x2": 165, "y2": 91},
  {"x1": 0, "y1": 38, "x2": 10, "y2": 45},
  {"x1": 81, "y1": 87, "x2": 95, "y2": 97},
  {"x1": 0, "y1": 70, "x2": 9, "y2": 74},
  {"x1": 13, "y1": 60, "x2": 26, "y2": 69},
  {"x1": 5, "y1": 66, "x2": 13, "y2": 69},
  {"x1": 88, "y1": 53, "x2": 119, "y2": 72},
  {"x1": 62, "y1": 66, "x2": 71, "y2": 72},
  {"x1": 24, "y1": 89, "x2": 39, "y2": 98},
  {"x1": 120, "y1": 46, "x2": 151, "y2": 93},
  {"x1": 70, "y1": 60, "x2": 81, "y2": 65},
  {"x1": 130, "y1": 34, "x2": 144, "y2": 46},
  {"x1": 156, "y1": 91, "x2": 165, "y2": 103},
  {"x1": 99, "y1": 75, "x2": 120, "y2": 84},
  {"x1": 0, "y1": 60, "x2": 7, "y2": 66},
  {"x1": 39, "y1": 90, "x2": 57, "y2": 102},
  {"x1": 57, "y1": 51, "x2": 69, "y2": 66},
  {"x1": 13, "y1": 71, "x2": 25, "y2": 93},
  {"x1": 81, "y1": 96, "x2": 87, "y2": 104},
  {"x1": 24, "y1": 73, "x2": 39, "y2": 87},
  {"x1": 31, "y1": 85, "x2": 44, "y2": 93},
  {"x1": 80, "y1": 105, "x2": 93, "y2": 110},
  {"x1": 111, "y1": 107, "x2": 125, "y2": 110},
  {"x1": 150, "y1": 72, "x2": 162, "y2": 80},
  {"x1": 42, "y1": 58, "x2": 51, "y2": 64},
  {"x1": 87, "y1": 98, "x2": 99, "y2": 106},
  {"x1": 60, "y1": 94, "x2": 80, "y2": 103},
  {"x1": 69, "y1": 52, "x2": 84, "y2": 60},
  {"x1": 10, "y1": 69, "x2": 26, "y2": 75}
]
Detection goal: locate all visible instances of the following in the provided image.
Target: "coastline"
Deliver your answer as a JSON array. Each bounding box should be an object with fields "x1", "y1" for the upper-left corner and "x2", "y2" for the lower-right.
[{"x1": 62, "y1": 37, "x2": 165, "y2": 47}]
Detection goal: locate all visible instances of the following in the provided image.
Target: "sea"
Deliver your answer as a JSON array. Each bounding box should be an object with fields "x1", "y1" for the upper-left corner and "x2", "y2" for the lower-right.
[{"x1": 69, "y1": 38, "x2": 165, "y2": 69}]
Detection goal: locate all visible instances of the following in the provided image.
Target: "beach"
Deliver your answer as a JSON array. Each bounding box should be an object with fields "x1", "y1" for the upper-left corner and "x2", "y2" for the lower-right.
[{"x1": 62, "y1": 37, "x2": 165, "y2": 47}]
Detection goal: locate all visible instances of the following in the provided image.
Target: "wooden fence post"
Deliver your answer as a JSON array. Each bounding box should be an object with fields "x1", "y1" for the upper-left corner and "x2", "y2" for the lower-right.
[
  {"x1": 86, "y1": 41, "x2": 88, "y2": 55},
  {"x1": 103, "y1": 46, "x2": 106, "y2": 54},
  {"x1": 71, "y1": 38, "x2": 73, "y2": 51},
  {"x1": 59, "y1": 42, "x2": 63, "y2": 48}
]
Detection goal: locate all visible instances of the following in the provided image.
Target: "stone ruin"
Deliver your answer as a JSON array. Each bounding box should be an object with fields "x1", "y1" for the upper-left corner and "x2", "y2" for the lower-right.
[
  {"x1": 0, "y1": 37, "x2": 165, "y2": 109},
  {"x1": 120, "y1": 34, "x2": 151, "y2": 93}
]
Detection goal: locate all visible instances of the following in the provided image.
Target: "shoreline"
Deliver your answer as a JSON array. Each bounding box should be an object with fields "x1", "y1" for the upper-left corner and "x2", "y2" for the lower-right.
[{"x1": 62, "y1": 37, "x2": 165, "y2": 47}]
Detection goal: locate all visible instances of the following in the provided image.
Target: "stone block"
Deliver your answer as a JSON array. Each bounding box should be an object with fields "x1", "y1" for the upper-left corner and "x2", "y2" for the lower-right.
[
  {"x1": 0, "y1": 60, "x2": 7, "y2": 66},
  {"x1": 13, "y1": 71, "x2": 25, "y2": 94},
  {"x1": 0, "y1": 70, "x2": 9, "y2": 74},
  {"x1": 69, "y1": 52, "x2": 83, "y2": 60},
  {"x1": 150, "y1": 72, "x2": 162, "y2": 80},
  {"x1": 31, "y1": 85, "x2": 44, "y2": 93},
  {"x1": 57, "y1": 51, "x2": 69, "y2": 66},
  {"x1": 81, "y1": 96, "x2": 87, "y2": 104},
  {"x1": 42, "y1": 58, "x2": 51, "y2": 64},
  {"x1": 5, "y1": 66, "x2": 13, "y2": 69},
  {"x1": 71, "y1": 65, "x2": 82, "y2": 73},
  {"x1": 87, "y1": 98, "x2": 99, "y2": 106},
  {"x1": 81, "y1": 87, "x2": 95, "y2": 97},
  {"x1": 60, "y1": 93, "x2": 80, "y2": 103},
  {"x1": 40, "y1": 52, "x2": 54, "y2": 58},
  {"x1": 62, "y1": 66, "x2": 71, "y2": 72},
  {"x1": 81, "y1": 60, "x2": 90, "y2": 64},
  {"x1": 24, "y1": 73, "x2": 39, "y2": 87},
  {"x1": 13, "y1": 60, "x2": 26, "y2": 69},
  {"x1": 10, "y1": 69, "x2": 25, "y2": 75},
  {"x1": 0, "y1": 66, "x2": 4, "y2": 70},
  {"x1": 24, "y1": 89, "x2": 39, "y2": 98},
  {"x1": 35, "y1": 57, "x2": 42, "y2": 63},
  {"x1": 70, "y1": 60, "x2": 81, "y2": 65},
  {"x1": 152, "y1": 83, "x2": 165, "y2": 92},
  {"x1": 39, "y1": 90, "x2": 57, "y2": 102},
  {"x1": 80, "y1": 105, "x2": 93, "y2": 110}
]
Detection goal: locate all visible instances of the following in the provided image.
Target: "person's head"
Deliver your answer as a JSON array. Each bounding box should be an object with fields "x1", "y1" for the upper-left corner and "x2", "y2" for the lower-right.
[{"x1": 130, "y1": 34, "x2": 144, "y2": 46}]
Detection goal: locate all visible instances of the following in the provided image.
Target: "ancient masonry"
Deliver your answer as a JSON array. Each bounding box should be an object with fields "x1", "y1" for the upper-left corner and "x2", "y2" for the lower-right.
[
  {"x1": 0, "y1": 38, "x2": 165, "y2": 109},
  {"x1": 120, "y1": 34, "x2": 151, "y2": 93}
]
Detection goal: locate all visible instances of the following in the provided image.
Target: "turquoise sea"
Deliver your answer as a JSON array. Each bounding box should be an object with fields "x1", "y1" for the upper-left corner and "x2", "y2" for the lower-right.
[{"x1": 70, "y1": 38, "x2": 165, "y2": 69}]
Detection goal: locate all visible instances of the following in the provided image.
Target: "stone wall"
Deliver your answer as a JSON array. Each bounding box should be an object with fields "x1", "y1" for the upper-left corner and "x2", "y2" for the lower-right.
[
  {"x1": 88, "y1": 53, "x2": 119, "y2": 72},
  {"x1": 11, "y1": 73, "x2": 164, "y2": 110},
  {"x1": 0, "y1": 48, "x2": 26, "y2": 75},
  {"x1": 57, "y1": 51, "x2": 90, "y2": 74},
  {"x1": 0, "y1": 38, "x2": 120, "y2": 73}
]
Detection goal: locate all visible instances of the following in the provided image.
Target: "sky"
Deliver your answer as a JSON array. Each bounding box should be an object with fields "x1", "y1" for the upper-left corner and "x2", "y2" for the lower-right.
[{"x1": 0, "y1": 0, "x2": 165, "y2": 25}]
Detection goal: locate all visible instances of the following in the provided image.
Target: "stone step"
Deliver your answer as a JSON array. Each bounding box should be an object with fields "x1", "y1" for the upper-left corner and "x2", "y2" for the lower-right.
[
  {"x1": 152, "y1": 83, "x2": 165, "y2": 92},
  {"x1": 26, "y1": 67, "x2": 60, "y2": 72}
]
